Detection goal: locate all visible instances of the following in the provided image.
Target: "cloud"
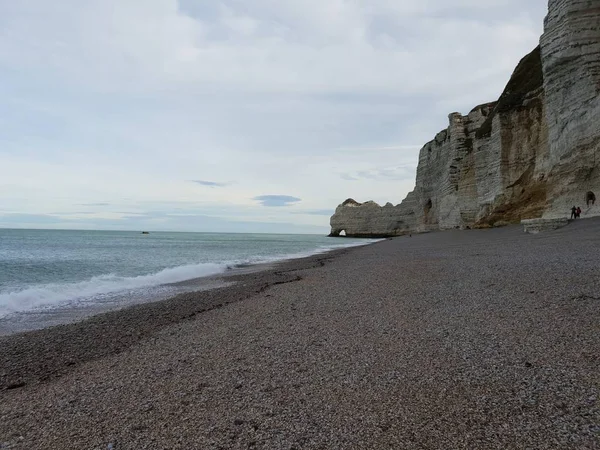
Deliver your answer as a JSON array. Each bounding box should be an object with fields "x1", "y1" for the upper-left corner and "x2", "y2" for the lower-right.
[
  {"x1": 253, "y1": 195, "x2": 302, "y2": 207},
  {"x1": 191, "y1": 180, "x2": 230, "y2": 187},
  {"x1": 0, "y1": 0, "x2": 544, "y2": 98},
  {"x1": 340, "y1": 163, "x2": 417, "y2": 182},
  {"x1": 0, "y1": 213, "x2": 65, "y2": 225},
  {"x1": 356, "y1": 165, "x2": 416, "y2": 181},
  {"x1": 0, "y1": 0, "x2": 548, "y2": 232},
  {"x1": 0, "y1": 209, "x2": 326, "y2": 234},
  {"x1": 291, "y1": 209, "x2": 333, "y2": 216}
]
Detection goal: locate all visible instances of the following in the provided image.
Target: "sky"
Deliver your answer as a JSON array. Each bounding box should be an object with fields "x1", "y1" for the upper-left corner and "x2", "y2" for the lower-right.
[{"x1": 0, "y1": 0, "x2": 548, "y2": 234}]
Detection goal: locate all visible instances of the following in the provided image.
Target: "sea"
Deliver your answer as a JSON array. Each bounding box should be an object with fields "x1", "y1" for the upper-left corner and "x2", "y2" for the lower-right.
[{"x1": 0, "y1": 229, "x2": 375, "y2": 334}]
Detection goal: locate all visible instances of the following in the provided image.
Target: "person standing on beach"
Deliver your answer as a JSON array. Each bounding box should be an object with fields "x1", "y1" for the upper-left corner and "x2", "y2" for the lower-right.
[
  {"x1": 576, "y1": 206, "x2": 582, "y2": 218},
  {"x1": 571, "y1": 206, "x2": 577, "y2": 219}
]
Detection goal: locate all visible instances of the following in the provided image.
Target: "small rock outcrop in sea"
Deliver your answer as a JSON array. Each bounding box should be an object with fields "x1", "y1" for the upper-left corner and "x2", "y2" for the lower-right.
[{"x1": 330, "y1": 0, "x2": 600, "y2": 238}]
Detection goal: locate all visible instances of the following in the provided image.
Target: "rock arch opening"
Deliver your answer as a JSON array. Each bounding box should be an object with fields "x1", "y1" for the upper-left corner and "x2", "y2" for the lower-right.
[
  {"x1": 424, "y1": 199, "x2": 433, "y2": 214},
  {"x1": 329, "y1": 229, "x2": 347, "y2": 237},
  {"x1": 585, "y1": 191, "x2": 596, "y2": 206}
]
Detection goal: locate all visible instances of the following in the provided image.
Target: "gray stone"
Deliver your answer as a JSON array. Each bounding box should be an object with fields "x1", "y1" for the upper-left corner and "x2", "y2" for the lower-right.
[{"x1": 522, "y1": 218, "x2": 569, "y2": 234}]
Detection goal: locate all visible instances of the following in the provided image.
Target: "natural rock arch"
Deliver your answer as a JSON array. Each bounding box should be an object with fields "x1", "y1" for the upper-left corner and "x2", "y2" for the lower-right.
[
  {"x1": 585, "y1": 191, "x2": 596, "y2": 206},
  {"x1": 422, "y1": 199, "x2": 433, "y2": 225},
  {"x1": 328, "y1": 228, "x2": 346, "y2": 237},
  {"x1": 424, "y1": 199, "x2": 433, "y2": 214}
]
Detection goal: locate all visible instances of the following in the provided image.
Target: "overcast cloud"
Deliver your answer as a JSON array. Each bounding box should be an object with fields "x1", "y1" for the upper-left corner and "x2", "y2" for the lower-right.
[{"x1": 0, "y1": 0, "x2": 547, "y2": 233}]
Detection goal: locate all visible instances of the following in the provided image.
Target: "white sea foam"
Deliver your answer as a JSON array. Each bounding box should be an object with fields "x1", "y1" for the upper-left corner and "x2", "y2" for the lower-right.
[
  {"x1": 263, "y1": 239, "x2": 380, "y2": 263},
  {"x1": 0, "y1": 238, "x2": 379, "y2": 319},
  {"x1": 0, "y1": 262, "x2": 228, "y2": 318}
]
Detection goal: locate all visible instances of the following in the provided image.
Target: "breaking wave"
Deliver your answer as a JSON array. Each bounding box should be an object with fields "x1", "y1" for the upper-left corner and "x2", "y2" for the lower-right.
[
  {"x1": 0, "y1": 262, "x2": 228, "y2": 318},
  {"x1": 0, "y1": 238, "x2": 379, "y2": 318}
]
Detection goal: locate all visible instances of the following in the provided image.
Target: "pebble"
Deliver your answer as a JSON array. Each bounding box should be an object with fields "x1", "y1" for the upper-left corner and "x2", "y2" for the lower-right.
[{"x1": 1, "y1": 222, "x2": 600, "y2": 449}]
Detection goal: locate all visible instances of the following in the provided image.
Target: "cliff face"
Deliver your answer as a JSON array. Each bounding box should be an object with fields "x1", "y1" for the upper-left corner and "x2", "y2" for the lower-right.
[
  {"x1": 330, "y1": 0, "x2": 599, "y2": 238},
  {"x1": 541, "y1": 0, "x2": 600, "y2": 217}
]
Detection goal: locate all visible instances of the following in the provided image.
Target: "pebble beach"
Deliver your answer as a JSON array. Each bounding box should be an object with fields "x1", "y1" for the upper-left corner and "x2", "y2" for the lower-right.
[{"x1": 1, "y1": 220, "x2": 599, "y2": 449}]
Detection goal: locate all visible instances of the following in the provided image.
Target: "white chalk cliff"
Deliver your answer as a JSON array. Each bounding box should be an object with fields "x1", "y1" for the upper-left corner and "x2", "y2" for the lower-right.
[{"x1": 330, "y1": 0, "x2": 600, "y2": 237}]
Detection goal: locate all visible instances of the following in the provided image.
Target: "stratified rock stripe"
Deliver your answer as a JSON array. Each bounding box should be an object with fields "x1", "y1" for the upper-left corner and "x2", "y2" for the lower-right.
[{"x1": 330, "y1": 0, "x2": 600, "y2": 238}]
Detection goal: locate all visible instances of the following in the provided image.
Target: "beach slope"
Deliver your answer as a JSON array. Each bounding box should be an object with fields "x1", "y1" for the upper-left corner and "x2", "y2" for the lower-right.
[{"x1": 1, "y1": 220, "x2": 599, "y2": 449}]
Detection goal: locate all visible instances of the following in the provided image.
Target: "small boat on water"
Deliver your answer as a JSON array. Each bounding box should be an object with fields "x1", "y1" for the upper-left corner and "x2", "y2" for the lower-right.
[{"x1": 141, "y1": 231, "x2": 150, "y2": 235}]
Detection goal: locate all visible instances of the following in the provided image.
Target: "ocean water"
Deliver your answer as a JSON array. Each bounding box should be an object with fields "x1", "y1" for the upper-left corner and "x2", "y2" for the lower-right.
[{"x1": 0, "y1": 229, "x2": 373, "y2": 327}]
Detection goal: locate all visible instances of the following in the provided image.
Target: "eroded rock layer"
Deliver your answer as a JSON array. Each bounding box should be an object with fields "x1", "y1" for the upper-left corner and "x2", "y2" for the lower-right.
[
  {"x1": 330, "y1": 0, "x2": 600, "y2": 238},
  {"x1": 541, "y1": 0, "x2": 600, "y2": 217}
]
